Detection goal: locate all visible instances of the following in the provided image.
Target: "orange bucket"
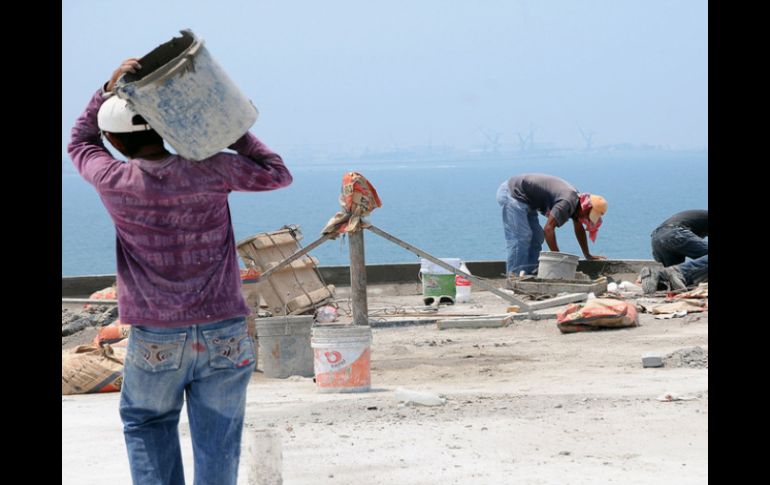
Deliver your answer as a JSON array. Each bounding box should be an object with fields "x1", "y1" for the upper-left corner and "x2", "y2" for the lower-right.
[{"x1": 311, "y1": 324, "x2": 372, "y2": 393}]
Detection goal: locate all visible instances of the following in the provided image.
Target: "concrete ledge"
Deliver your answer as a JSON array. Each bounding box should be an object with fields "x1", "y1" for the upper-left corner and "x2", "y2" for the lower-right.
[
  {"x1": 317, "y1": 261, "x2": 502, "y2": 285},
  {"x1": 61, "y1": 275, "x2": 118, "y2": 298},
  {"x1": 317, "y1": 259, "x2": 659, "y2": 285},
  {"x1": 62, "y1": 259, "x2": 661, "y2": 297}
]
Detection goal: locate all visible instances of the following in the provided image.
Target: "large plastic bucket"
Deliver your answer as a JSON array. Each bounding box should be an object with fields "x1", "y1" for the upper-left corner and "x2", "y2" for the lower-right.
[
  {"x1": 420, "y1": 258, "x2": 461, "y2": 300},
  {"x1": 537, "y1": 251, "x2": 580, "y2": 280},
  {"x1": 115, "y1": 29, "x2": 258, "y2": 161},
  {"x1": 311, "y1": 325, "x2": 372, "y2": 393},
  {"x1": 256, "y1": 316, "x2": 314, "y2": 378}
]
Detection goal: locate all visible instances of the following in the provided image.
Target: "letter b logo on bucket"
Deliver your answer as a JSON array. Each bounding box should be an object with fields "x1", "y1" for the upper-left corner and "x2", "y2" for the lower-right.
[{"x1": 324, "y1": 351, "x2": 343, "y2": 364}]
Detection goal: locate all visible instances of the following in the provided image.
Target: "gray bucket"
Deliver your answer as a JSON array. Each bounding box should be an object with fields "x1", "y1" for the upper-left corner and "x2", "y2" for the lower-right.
[
  {"x1": 115, "y1": 29, "x2": 258, "y2": 161},
  {"x1": 256, "y1": 316, "x2": 314, "y2": 378},
  {"x1": 537, "y1": 251, "x2": 580, "y2": 280}
]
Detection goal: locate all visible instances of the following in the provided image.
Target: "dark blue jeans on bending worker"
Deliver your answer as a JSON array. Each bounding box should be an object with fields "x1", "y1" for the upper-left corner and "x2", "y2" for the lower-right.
[
  {"x1": 120, "y1": 317, "x2": 256, "y2": 485},
  {"x1": 651, "y1": 225, "x2": 708, "y2": 267},
  {"x1": 676, "y1": 254, "x2": 709, "y2": 286},
  {"x1": 496, "y1": 181, "x2": 545, "y2": 275}
]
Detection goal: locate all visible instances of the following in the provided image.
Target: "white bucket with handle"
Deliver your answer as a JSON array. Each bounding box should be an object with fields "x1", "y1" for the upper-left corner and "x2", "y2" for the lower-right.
[{"x1": 537, "y1": 251, "x2": 580, "y2": 280}]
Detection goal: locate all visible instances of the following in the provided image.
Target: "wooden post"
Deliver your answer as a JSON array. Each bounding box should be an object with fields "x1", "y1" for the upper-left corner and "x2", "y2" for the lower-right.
[{"x1": 348, "y1": 230, "x2": 369, "y2": 326}]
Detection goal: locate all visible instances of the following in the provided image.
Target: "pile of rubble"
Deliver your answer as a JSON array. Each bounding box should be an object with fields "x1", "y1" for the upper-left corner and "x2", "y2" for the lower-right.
[
  {"x1": 665, "y1": 346, "x2": 708, "y2": 368},
  {"x1": 62, "y1": 305, "x2": 119, "y2": 349}
]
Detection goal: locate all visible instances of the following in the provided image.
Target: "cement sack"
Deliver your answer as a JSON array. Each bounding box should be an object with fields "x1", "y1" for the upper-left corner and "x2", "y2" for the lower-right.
[
  {"x1": 556, "y1": 298, "x2": 639, "y2": 334},
  {"x1": 62, "y1": 344, "x2": 126, "y2": 395},
  {"x1": 92, "y1": 320, "x2": 131, "y2": 346},
  {"x1": 84, "y1": 285, "x2": 117, "y2": 309},
  {"x1": 651, "y1": 300, "x2": 707, "y2": 314},
  {"x1": 240, "y1": 267, "x2": 261, "y2": 313}
]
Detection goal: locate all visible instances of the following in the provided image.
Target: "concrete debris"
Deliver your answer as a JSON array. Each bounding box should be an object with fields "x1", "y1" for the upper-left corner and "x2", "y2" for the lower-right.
[
  {"x1": 651, "y1": 300, "x2": 706, "y2": 315},
  {"x1": 656, "y1": 393, "x2": 699, "y2": 402},
  {"x1": 61, "y1": 306, "x2": 119, "y2": 336},
  {"x1": 654, "y1": 310, "x2": 688, "y2": 320},
  {"x1": 394, "y1": 388, "x2": 446, "y2": 406},
  {"x1": 665, "y1": 346, "x2": 708, "y2": 368}
]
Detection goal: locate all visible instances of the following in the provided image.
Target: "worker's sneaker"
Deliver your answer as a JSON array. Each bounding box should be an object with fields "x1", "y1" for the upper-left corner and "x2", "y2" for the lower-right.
[
  {"x1": 661, "y1": 267, "x2": 687, "y2": 291},
  {"x1": 639, "y1": 266, "x2": 661, "y2": 294}
]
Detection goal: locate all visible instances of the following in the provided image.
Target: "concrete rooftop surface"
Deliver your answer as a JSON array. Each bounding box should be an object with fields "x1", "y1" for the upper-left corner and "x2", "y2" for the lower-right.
[{"x1": 62, "y1": 280, "x2": 708, "y2": 485}]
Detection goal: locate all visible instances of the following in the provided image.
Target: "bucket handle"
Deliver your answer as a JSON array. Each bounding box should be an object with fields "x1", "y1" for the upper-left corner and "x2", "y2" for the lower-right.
[
  {"x1": 543, "y1": 254, "x2": 578, "y2": 264},
  {"x1": 178, "y1": 40, "x2": 203, "y2": 75},
  {"x1": 115, "y1": 31, "x2": 206, "y2": 90}
]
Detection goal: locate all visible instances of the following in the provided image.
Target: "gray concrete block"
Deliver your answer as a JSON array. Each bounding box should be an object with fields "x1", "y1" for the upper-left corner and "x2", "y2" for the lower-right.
[{"x1": 642, "y1": 353, "x2": 664, "y2": 368}]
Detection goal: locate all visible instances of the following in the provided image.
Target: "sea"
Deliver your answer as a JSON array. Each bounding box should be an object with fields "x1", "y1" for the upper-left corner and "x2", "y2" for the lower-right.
[{"x1": 62, "y1": 150, "x2": 707, "y2": 276}]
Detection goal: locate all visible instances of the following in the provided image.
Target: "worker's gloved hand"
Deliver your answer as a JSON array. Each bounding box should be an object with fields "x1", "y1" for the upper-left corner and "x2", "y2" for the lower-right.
[{"x1": 106, "y1": 58, "x2": 142, "y2": 92}]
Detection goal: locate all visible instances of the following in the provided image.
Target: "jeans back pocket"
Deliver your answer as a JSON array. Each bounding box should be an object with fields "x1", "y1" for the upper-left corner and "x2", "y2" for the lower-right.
[
  {"x1": 128, "y1": 327, "x2": 187, "y2": 373},
  {"x1": 201, "y1": 321, "x2": 255, "y2": 369}
]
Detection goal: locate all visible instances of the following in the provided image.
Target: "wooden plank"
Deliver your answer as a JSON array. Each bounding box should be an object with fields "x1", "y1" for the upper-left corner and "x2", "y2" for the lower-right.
[
  {"x1": 236, "y1": 228, "x2": 304, "y2": 250},
  {"x1": 443, "y1": 313, "x2": 517, "y2": 320},
  {"x1": 238, "y1": 242, "x2": 297, "y2": 272},
  {"x1": 261, "y1": 268, "x2": 334, "y2": 315},
  {"x1": 369, "y1": 319, "x2": 439, "y2": 328},
  {"x1": 236, "y1": 226, "x2": 335, "y2": 316},
  {"x1": 526, "y1": 293, "x2": 587, "y2": 311},
  {"x1": 286, "y1": 285, "x2": 336, "y2": 314},
  {"x1": 369, "y1": 311, "x2": 485, "y2": 318},
  {"x1": 510, "y1": 312, "x2": 558, "y2": 321},
  {"x1": 437, "y1": 315, "x2": 514, "y2": 330},
  {"x1": 257, "y1": 234, "x2": 334, "y2": 281},
  {"x1": 242, "y1": 256, "x2": 321, "y2": 276},
  {"x1": 365, "y1": 224, "x2": 532, "y2": 311},
  {"x1": 262, "y1": 256, "x2": 321, "y2": 275}
]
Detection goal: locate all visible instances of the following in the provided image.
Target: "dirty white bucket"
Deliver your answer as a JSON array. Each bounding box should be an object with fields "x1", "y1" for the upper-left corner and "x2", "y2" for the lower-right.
[
  {"x1": 537, "y1": 251, "x2": 580, "y2": 280},
  {"x1": 311, "y1": 325, "x2": 372, "y2": 393},
  {"x1": 419, "y1": 258, "x2": 461, "y2": 302},
  {"x1": 419, "y1": 258, "x2": 462, "y2": 275},
  {"x1": 256, "y1": 316, "x2": 314, "y2": 378},
  {"x1": 115, "y1": 29, "x2": 258, "y2": 161}
]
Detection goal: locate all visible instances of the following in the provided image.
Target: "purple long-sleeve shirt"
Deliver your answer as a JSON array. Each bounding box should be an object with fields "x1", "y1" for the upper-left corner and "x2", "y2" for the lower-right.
[{"x1": 68, "y1": 89, "x2": 293, "y2": 327}]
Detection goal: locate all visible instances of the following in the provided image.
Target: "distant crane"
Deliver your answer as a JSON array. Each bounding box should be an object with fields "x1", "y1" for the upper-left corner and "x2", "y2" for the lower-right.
[
  {"x1": 578, "y1": 125, "x2": 594, "y2": 150},
  {"x1": 516, "y1": 125, "x2": 535, "y2": 152},
  {"x1": 477, "y1": 127, "x2": 503, "y2": 154}
]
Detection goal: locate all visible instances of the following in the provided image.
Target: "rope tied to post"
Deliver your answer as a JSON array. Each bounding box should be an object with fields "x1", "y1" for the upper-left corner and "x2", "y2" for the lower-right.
[{"x1": 322, "y1": 172, "x2": 382, "y2": 238}]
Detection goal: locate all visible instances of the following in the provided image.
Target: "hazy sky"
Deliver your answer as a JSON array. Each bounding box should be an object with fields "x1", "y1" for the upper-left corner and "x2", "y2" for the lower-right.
[{"x1": 62, "y1": 0, "x2": 707, "y2": 160}]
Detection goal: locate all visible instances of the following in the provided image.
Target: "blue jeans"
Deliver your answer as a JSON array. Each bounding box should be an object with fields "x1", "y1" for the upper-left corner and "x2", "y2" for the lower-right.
[
  {"x1": 651, "y1": 225, "x2": 708, "y2": 267},
  {"x1": 496, "y1": 182, "x2": 544, "y2": 275},
  {"x1": 675, "y1": 254, "x2": 708, "y2": 286},
  {"x1": 120, "y1": 317, "x2": 256, "y2": 485}
]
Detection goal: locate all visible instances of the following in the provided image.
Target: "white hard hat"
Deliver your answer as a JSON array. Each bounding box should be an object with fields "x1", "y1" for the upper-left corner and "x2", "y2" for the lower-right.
[{"x1": 97, "y1": 95, "x2": 153, "y2": 133}]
